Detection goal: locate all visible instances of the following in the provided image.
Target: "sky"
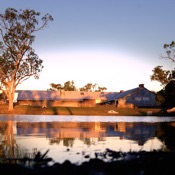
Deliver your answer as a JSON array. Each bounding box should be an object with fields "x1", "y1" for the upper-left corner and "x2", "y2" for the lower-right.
[{"x1": 0, "y1": 0, "x2": 175, "y2": 92}]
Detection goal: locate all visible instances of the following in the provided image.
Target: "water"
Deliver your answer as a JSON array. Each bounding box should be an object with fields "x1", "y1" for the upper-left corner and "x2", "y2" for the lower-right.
[
  {"x1": 0, "y1": 114, "x2": 175, "y2": 165},
  {"x1": 1, "y1": 114, "x2": 175, "y2": 122}
]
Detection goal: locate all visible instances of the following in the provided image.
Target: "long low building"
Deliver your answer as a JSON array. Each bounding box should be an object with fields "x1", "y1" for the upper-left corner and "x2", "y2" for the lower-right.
[
  {"x1": 15, "y1": 84, "x2": 160, "y2": 108},
  {"x1": 15, "y1": 90, "x2": 119, "y2": 107}
]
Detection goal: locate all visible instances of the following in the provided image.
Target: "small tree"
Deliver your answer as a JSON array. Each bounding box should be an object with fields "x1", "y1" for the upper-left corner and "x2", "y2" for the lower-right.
[
  {"x1": 80, "y1": 83, "x2": 107, "y2": 92},
  {"x1": 0, "y1": 8, "x2": 53, "y2": 110},
  {"x1": 162, "y1": 41, "x2": 175, "y2": 62},
  {"x1": 150, "y1": 41, "x2": 175, "y2": 87},
  {"x1": 48, "y1": 81, "x2": 77, "y2": 91},
  {"x1": 63, "y1": 80, "x2": 77, "y2": 91},
  {"x1": 150, "y1": 66, "x2": 172, "y2": 86},
  {"x1": 80, "y1": 83, "x2": 93, "y2": 92},
  {"x1": 97, "y1": 87, "x2": 107, "y2": 92},
  {"x1": 48, "y1": 83, "x2": 62, "y2": 91},
  {"x1": 157, "y1": 80, "x2": 175, "y2": 108},
  {"x1": 150, "y1": 41, "x2": 175, "y2": 107}
]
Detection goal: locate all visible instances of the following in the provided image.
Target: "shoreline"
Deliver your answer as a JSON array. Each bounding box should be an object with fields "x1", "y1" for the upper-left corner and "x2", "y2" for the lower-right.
[{"x1": 0, "y1": 104, "x2": 169, "y2": 116}]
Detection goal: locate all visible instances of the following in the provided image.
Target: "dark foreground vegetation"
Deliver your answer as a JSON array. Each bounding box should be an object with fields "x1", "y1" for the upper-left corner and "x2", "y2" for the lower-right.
[
  {"x1": 0, "y1": 104, "x2": 173, "y2": 116},
  {"x1": 0, "y1": 149, "x2": 175, "y2": 175}
]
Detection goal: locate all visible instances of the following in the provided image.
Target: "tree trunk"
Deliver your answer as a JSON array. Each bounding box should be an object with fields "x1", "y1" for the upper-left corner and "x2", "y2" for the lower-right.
[{"x1": 8, "y1": 94, "x2": 14, "y2": 111}]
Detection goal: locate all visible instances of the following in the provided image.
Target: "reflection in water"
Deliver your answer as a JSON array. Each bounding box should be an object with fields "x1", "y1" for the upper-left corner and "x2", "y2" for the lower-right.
[
  {"x1": 0, "y1": 121, "x2": 18, "y2": 161},
  {"x1": 0, "y1": 117, "x2": 175, "y2": 165}
]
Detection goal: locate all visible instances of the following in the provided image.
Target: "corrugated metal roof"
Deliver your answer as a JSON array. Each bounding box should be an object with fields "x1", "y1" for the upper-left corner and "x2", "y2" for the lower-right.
[
  {"x1": 106, "y1": 85, "x2": 157, "y2": 103},
  {"x1": 107, "y1": 88, "x2": 137, "y2": 101},
  {"x1": 15, "y1": 90, "x2": 119, "y2": 101}
]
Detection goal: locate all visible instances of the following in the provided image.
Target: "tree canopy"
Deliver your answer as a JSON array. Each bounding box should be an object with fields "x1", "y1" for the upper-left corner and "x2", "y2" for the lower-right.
[
  {"x1": 48, "y1": 81, "x2": 77, "y2": 91},
  {"x1": 0, "y1": 8, "x2": 53, "y2": 110},
  {"x1": 162, "y1": 41, "x2": 175, "y2": 62},
  {"x1": 150, "y1": 66, "x2": 172, "y2": 86},
  {"x1": 49, "y1": 81, "x2": 107, "y2": 92},
  {"x1": 150, "y1": 41, "x2": 175, "y2": 108},
  {"x1": 150, "y1": 41, "x2": 175, "y2": 87},
  {"x1": 157, "y1": 80, "x2": 175, "y2": 108},
  {"x1": 79, "y1": 83, "x2": 107, "y2": 92}
]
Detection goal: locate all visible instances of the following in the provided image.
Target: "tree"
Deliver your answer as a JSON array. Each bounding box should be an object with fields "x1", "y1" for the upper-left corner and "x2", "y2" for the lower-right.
[
  {"x1": 80, "y1": 83, "x2": 93, "y2": 92},
  {"x1": 49, "y1": 81, "x2": 107, "y2": 92},
  {"x1": 97, "y1": 87, "x2": 107, "y2": 92},
  {"x1": 163, "y1": 80, "x2": 175, "y2": 108},
  {"x1": 48, "y1": 80, "x2": 77, "y2": 91},
  {"x1": 157, "y1": 80, "x2": 175, "y2": 108},
  {"x1": 0, "y1": 8, "x2": 53, "y2": 110},
  {"x1": 150, "y1": 41, "x2": 175, "y2": 87},
  {"x1": 162, "y1": 41, "x2": 175, "y2": 62},
  {"x1": 48, "y1": 83, "x2": 62, "y2": 91},
  {"x1": 150, "y1": 41, "x2": 175, "y2": 108},
  {"x1": 80, "y1": 83, "x2": 107, "y2": 92},
  {"x1": 63, "y1": 80, "x2": 77, "y2": 91},
  {"x1": 150, "y1": 66, "x2": 172, "y2": 86}
]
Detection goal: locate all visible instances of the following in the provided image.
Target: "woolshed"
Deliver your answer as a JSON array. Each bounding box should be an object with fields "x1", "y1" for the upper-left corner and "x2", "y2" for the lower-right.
[
  {"x1": 15, "y1": 90, "x2": 119, "y2": 107},
  {"x1": 105, "y1": 84, "x2": 160, "y2": 108}
]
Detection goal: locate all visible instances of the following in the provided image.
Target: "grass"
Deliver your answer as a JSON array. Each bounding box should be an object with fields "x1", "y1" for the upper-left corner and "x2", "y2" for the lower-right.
[{"x1": 0, "y1": 104, "x2": 167, "y2": 116}]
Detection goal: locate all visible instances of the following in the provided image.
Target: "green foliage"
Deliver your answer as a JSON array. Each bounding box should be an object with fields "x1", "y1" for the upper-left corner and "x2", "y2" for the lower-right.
[
  {"x1": 156, "y1": 90, "x2": 166, "y2": 105},
  {"x1": 63, "y1": 80, "x2": 77, "y2": 91},
  {"x1": 157, "y1": 80, "x2": 175, "y2": 108},
  {"x1": 80, "y1": 83, "x2": 95, "y2": 92},
  {"x1": 151, "y1": 41, "x2": 175, "y2": 108},
  {"x1": 49, "y1": 80, "x2": 77, "y2": 91},
  {"x1": 0, "y1": 8, "x2": 53, "y2": 110},
  {"x1": 97, "y1": 87, "x2": 107, "y2": 92},
  {"x1": 49, "y1": 81, "x2": 107, "y2": 92},
  {"x1": 48, "y1": 83, "x2": 62, "y2": 91},
  {"x1": 150, "y1": 40, "x2": 175, "y2": 87},
  {"x1": 150, "y1": 66, "x2": 172, "y2": 86},
  {"x1": 80, "y1": 83, "x2": 107, "y2": 92},
  {"x1": 163, "y1": 80, "x2": 175, "y2": 108},
  {"x1": 163, "y1": 41, "x2": 175, "y2": 62}
]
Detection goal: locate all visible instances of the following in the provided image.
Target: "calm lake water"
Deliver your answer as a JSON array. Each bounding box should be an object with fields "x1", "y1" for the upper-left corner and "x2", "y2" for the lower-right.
[{"x1": 0, "y1": 114, "x2": 175, "y2": 165}]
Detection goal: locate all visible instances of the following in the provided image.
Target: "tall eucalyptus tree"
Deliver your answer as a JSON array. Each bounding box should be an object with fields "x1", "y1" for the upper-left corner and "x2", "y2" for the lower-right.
[{"x1": 0, "y1": 8, "x2": 53, "y2": 110}]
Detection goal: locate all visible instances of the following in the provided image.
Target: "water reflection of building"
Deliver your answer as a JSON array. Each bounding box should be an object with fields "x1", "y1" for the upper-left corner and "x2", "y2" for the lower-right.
[
  {"x1": 113, "y1": 122, "x2": 156, "y2": 145},
  {"x1": 17, "y1": 122, "x2": 108, "y2": 138},
  {"x1": 125, "y1": 123, "x2": 157, "y2": 145},
  {"x1": 16, "y1": 122, "x2": 158, "y2": 146}
]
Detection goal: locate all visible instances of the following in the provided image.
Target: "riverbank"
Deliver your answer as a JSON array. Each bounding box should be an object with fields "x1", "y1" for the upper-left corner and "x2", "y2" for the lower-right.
[{"x1": 0, "y1": 104, "x2": 168, "y2": 116}]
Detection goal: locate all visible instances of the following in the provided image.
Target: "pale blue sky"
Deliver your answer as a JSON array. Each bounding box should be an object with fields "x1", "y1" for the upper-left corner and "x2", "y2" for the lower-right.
[{"x1": 1, "y1": 0, "x2": 174, "y2": 92}]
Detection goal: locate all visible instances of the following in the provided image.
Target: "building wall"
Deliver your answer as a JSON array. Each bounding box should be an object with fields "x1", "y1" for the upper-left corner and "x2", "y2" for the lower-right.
[
  {"x1": 129, "y1": 89, "x2": 158, "y2": 107},
  {"x1": 115, "y1": 89, "x2": 159, "y2": 108},
  {"x1": 17, "y1": 99, "x2": 96, "y2": 107},
  {"x1": 15, "y1": 90, "x2": 116, "y2": 107},
  {"x1": 117, "y1": 98, "x2": 134, "y2": 108}
]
